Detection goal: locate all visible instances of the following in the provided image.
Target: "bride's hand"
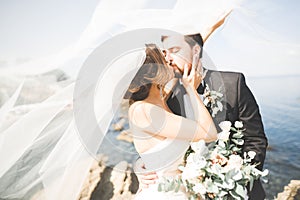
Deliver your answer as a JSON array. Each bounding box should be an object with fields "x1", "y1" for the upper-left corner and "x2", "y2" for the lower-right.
[{"x1": 181, "y1": 55, "x2": 202, "y2": 90}]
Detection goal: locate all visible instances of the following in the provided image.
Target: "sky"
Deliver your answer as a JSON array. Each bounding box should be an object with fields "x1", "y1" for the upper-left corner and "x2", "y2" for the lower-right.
[
  {"x1": 0, "y1": 0, "x2": 299, "y2": 77},
  {"x1": 204, "y1": 0, "x2": 300, "y2": 76}
]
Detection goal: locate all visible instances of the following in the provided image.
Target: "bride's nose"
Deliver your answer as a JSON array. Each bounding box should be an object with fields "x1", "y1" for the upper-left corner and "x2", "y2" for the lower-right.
[{"x1": 165, "y1": 52, "x2": 173, "y2": 64}]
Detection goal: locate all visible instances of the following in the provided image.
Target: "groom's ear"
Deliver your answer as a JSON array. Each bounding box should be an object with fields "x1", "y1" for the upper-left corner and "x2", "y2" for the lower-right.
[{"x1": 192, "y1": 44, "x2": 201, "y2": 56}]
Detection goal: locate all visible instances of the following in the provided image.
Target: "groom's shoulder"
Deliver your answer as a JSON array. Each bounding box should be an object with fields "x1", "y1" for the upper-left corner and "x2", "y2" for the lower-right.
[
  {"x1": 207, "y1": 69, "x2": 242, "y2": 76},
  {"x1": 207, "y1": 69, "x2": 244, "y2": 82}
]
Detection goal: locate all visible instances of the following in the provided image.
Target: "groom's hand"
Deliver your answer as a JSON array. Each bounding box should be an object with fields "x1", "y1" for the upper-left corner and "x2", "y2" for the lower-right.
[
  {"x1": 134, "y1": 158, "x2": 158, "y2": 190},
  {"x1": 138, "y1": 171, "x2": 158, "y2": 189}
]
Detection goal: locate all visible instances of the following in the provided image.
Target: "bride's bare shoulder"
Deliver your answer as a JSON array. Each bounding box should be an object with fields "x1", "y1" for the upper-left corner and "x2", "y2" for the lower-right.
[
  {"x1": 128, "y1": 101, "x2": 164, "y2": 122},
  {"x1": 128, "y1": 101, "x2": 153, "y2": 115},
  {"x1": 128, "y1": 101, "x2": 153, "y2": 127}
]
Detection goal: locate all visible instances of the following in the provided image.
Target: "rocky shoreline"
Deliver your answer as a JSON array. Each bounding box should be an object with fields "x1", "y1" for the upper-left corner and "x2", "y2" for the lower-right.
[
  {"x1": 275, "y1": 180, "x2": 300, "y2": 200},
  {"x1": 76, "y1": 157, "x2": 300, "y2": 200},
  {"x1": 78, "y1": 157, "x2": 139, "y2": 200}
]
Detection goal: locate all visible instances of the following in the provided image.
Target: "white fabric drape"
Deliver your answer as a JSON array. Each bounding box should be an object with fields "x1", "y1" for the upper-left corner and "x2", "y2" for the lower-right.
[{"x1": 0, "y1": 0, "x2": 240, "y2": 199}]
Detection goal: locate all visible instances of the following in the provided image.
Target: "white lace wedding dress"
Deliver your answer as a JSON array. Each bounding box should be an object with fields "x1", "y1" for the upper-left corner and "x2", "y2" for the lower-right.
[{"x1": 134, "y1": 138, "x2": 189, "y2": 200}]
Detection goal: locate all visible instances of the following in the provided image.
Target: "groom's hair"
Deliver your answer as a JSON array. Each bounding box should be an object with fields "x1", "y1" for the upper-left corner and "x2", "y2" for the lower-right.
[{"x1": 161, "y1": 33, "x2": 204, "y2": 57}]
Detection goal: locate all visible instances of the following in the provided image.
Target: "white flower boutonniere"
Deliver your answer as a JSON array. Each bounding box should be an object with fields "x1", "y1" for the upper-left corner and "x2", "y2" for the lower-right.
[{"x1": 203, "y1": 84, "x2": 224, "y2": 117}]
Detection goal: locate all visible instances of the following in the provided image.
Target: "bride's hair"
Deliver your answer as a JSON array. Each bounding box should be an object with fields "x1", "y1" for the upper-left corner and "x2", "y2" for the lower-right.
[{"x1": 124, "y1": 44, "x2": 173, "y2": 105}]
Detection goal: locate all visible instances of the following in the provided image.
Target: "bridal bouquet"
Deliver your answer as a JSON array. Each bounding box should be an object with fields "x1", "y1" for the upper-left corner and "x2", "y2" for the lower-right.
[{"x1": 158, "y1": 121, "x2": 268, "y2": 200}]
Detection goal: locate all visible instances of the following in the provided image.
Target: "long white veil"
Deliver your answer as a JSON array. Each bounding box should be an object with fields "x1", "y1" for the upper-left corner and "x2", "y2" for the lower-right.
[{"x1": 0, "y1": 0, "x2": 241, "y2": 199}]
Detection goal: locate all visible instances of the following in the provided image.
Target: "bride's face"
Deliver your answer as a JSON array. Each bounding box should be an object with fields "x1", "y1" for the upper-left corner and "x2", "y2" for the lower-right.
[{"x1": 162, "y1": 35, "x2": 193, "y2": 76}]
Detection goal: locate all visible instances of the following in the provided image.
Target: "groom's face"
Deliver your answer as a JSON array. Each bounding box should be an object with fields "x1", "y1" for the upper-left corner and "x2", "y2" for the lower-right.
[{"x1": 162, "y1": 35, "x2": 193, "y2": 77}]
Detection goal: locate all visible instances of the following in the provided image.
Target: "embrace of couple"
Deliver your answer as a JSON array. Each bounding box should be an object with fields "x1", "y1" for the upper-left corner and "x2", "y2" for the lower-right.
[{"x1": 124, "y1": 32, "x2": 268, "y2": 200}]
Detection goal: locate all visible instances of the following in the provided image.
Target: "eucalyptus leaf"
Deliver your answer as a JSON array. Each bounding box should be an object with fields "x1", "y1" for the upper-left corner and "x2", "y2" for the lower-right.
[
  {"x1": 235, "y1": 184, "x2": 247, "y2": 199},
  {"x1": 232, "y1": 133, "x2": 243, "y2": 139},
  {"x1": 232, "y1": 147, "x2": 241, "y2": 152},
  {"x1": 230, "y1": 127, "x2": 237, "y2": 132},
  {"x1": 158, "y1": 183, "x2": 162, "y2": 192},
  {"x1": 249, "y1": 176, "x2": 254, "y2": 191},
  {"x1": 232, "y1": 139, "x2": 244, "y2": 145},
  {"x1": 229, "y1": 190, "x2": 241, "y2": 200},
  {"x1": 170, "y1": 180, "x2": 175, "y2": 191},
  {"x1": 175, "y1": 181, "x2": 181, "y2": 192}
]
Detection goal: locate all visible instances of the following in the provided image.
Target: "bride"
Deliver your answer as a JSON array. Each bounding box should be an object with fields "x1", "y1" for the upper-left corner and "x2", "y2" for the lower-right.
[{"x1": 125, "y1": 44, "x2": 217, "y2": 199}]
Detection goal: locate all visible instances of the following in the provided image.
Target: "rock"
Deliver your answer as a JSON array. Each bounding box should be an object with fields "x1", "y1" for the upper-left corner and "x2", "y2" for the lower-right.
[
  {"x1": 30, "y1": 162, "x2": 139, "y2": 200},
  {"x1": 78, "y1": 156, "x2": 107, "y2": 200},
  {"x1": 116, "y1": 129, "x2": 133, "y2": 143},
  {"x1": 276, "y1": 180, "x2": 300, "y2": 200},
  {"x1": 110, "y1": 161, "x2": 128, "y2": 195},
  {"x1": 113, "y1": 118, "x2": 126, "y2": 131},
  {"x1": 0, "y1": 69, "x2": 72, "y2": 107},
  {"x1": 80, "y1": 159, "x2": 139, "y2": 200},
  {"x1": 119, "y1": 99, "x2": 129, "y2": 118}
]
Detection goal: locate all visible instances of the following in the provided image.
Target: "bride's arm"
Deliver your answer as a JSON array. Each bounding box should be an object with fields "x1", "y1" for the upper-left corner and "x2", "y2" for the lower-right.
[
  {"x1": 129, "y1": 102, "x2": 216, "y2": 142},
  {"x1": 129, "y1": 65, "x2": 217, "y2": 143},
  {"x1": 181, "y1": 64, "x2": 217, "y2": 142}
]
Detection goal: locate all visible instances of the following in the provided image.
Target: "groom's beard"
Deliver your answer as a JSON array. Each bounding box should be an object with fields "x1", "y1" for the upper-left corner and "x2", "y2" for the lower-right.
[
  {"x1": 170, "y1": 64, "x2": 183, "y2": 78},
  {"x1": 170, "y1": 61, "x2": 192, "y2": 78},
  {"x1": 174, "y1": 70, "x2": 183, "y2": 78}
]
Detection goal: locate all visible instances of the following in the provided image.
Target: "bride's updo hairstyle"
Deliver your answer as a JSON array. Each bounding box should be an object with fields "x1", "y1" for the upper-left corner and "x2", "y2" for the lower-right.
[{"x1": 124, "y1": 44, "x2": 173, "y2": 105}]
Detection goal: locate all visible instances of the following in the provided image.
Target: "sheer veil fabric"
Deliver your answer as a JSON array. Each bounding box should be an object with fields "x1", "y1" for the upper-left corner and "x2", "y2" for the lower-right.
[{"x1": 0, "y1": 0, "x2": 240, "y2": 199}]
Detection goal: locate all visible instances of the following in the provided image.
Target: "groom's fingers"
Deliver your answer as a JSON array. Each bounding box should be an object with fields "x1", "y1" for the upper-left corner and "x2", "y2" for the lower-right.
[
  {"x1": 140, "y1": 172, "x2": 158, "y2": 180},
  {"x1": 141, "y1": 179, "x2": 156, "y2": 186},
  {"x1": 137, "y1": 172, "x2": 158, "y2": 188}
]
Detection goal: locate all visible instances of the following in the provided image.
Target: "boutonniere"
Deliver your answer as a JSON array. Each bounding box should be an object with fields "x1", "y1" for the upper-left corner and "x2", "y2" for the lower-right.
[{"x1": 203, "y1": 84, "x2": 224, "y2": 117}]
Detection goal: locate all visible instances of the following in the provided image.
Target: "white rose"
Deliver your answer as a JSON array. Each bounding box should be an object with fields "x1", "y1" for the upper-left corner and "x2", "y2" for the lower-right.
[
  {"x1": 234, "y1": 121, "x2": 243, "y2": 128},
  {"x1": 216, "y1": 92, "x2": 223, "y2": 98},
  {"x1": 261, "y1": 169, "x2": 269, "y2": 177},
  {"x1": 192, "y1": 153, "x2": 207, "y2": 169},
  {"x1": 218, "y1": 131, "x2": 230, "y2": 141},
  {"x1": 248, "y1": 151, "x2": 256, "y2": 160},
  {"x1": 233, "y1": 170, "x2": 243, "y2": 180},
  {"x1": 217, "y1": 101, "x2": 223, "y2": 111},
  {"x1": 186, "y1": 153, "x2": 195, "y2": 164},
  {"x1": 193, "y1": 183, "x2": 206, "y2": 195},
  {"x1": 191, "y1": 140, "x2": 208, "y2": 155},
  {"x1": 181, "y1": 164, "x2": 199, "y2": 181},
  {"x1": 227, "y1": 154, "x2": 243, "y2": 170},
  {"x1": 212, "y1": 107, "x2": 219, "y2": 117},
  {"x1": 219, "y1": 121, "x2": 232, "y2": 132}
]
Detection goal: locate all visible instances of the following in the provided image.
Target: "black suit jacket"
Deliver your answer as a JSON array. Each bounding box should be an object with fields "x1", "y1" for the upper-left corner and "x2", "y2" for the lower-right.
[{"x1": 167, "y1": 69, "x2": 268, "y2": 200}]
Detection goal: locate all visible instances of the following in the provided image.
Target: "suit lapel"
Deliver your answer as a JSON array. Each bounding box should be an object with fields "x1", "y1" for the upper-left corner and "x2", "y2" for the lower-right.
[{"x1": 167, "y1": 81, "x2": 186, "y2": 117}]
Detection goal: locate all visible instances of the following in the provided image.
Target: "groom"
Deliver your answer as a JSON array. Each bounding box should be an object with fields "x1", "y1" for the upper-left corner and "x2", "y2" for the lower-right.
[{"x1": 137, "y1": 33, "x2": 268, "y2": 199}]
